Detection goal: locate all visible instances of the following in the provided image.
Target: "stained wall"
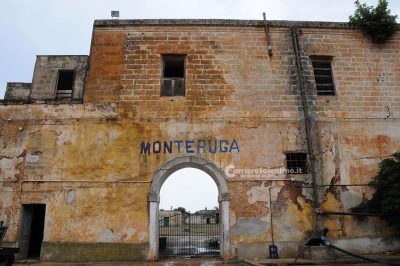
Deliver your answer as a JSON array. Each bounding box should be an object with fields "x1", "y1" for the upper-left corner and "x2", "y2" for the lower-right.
[{"x1": 1, "y1": 20, "x2": 399, "y2": 261}]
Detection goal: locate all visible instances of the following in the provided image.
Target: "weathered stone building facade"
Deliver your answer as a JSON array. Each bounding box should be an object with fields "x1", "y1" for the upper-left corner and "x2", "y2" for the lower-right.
[{"x1": 1, "y1": 19, "x2": 399, "y2": 262}]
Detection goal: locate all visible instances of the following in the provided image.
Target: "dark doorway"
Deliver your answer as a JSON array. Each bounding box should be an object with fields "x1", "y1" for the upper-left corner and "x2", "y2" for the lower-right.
[
  {"x1": 17, "y1": 204, "x2": 46, "y2": 259},
  {"x1": 56, "y1": 70, "x2": 74, "y2": 91},
  {"x1": 56, "y1": 70, "x2": 74, "y2": 99}
]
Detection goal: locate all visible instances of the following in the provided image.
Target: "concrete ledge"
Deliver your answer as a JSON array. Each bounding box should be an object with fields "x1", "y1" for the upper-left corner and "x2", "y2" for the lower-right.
[
  {"x1": 233, "y1": 237, "x2": 400, "y2": 260},
  {"x1": 234, "y1": 241, "x2": 305, "y2": 259},
  {"x1": 0, "y1": 99, "x2": 84, "y2": 105},
  {"x1": 94, "y1": 19, "x2": 355, "y2": 29},
  {"x1": 40, "y1": 242, "x2": 148, "y2": 262},
  {"x1": 5, "y1": 82, "x2": 31, "y2": 101},
  {"x1": 302, "y1": 246, "x2": 336, "y2": 260},
  {"x1": 332, "y1": 237, "x2": 400, "y2": 254}
]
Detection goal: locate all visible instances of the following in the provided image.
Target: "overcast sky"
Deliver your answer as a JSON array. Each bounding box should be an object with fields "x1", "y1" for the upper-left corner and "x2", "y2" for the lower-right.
[
  {"x1": 1, "y1": 0, "x2": 399, "y2": 99},
  {"x1": 160, "y1": 168, "x2": 218, "y2": 212}
]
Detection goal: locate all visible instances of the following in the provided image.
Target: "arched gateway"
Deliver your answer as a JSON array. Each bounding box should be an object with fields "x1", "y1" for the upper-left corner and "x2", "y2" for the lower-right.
[{"x1": 148, "y1": 156, "x2": 230, "y2": 260}]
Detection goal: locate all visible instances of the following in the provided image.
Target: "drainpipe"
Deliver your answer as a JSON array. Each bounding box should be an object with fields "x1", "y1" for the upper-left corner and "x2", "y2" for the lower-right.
[
  {"x1": 263, "y1": 13, "x2": 273, "y2": 56},
  {"x1": 291, "y1": 27, "x2": 319, "y2": 216},
  {"x1": 268, "y1": 187, "x2": 275, "y2": 244}
]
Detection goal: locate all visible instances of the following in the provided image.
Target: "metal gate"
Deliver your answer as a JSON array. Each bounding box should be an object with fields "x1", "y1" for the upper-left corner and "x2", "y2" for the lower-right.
[{"x1": 159, "y1": 212, "x2": 220, "y2": 257}]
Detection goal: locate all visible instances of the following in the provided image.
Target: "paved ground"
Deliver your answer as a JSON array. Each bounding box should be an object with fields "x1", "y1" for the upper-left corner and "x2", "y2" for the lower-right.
[
  {"x1": 245, "y1": 254, "x2": 400, "y2": 266},
  {"x1": 13, "y1": 254, "x2": 400, "y2": 266},
  {"x1": 14, "y1": 257, "x2": 246, "y2": 266}
]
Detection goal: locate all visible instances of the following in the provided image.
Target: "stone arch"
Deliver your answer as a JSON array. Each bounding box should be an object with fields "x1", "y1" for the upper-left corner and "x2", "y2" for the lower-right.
[{"x1": 147, "y1": 156, "x2": 230, "y2": 260}]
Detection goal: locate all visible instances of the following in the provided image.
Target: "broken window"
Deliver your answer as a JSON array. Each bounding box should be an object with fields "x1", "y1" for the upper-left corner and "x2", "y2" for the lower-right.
[
  {"x1": 310, "y1": 56, "x2": 335, "y2": 96},
  {"x1": 56, "y1": 70, "x2": 74, "y2": 99},
  {"x1": 286, "y1": 152, "x2": 308, "y2": 174},
  {"x1": 161, "y1": 55, "x2": 185, "y2": 96}
]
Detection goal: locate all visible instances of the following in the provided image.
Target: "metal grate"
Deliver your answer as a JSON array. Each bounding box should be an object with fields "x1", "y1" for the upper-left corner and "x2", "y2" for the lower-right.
[
  {"x1": 161, "y1": 78, "x2": 185, "y2": 96},
  {"x1": 311, "y1": 60, "x2": 335, "y2": 96},
  {"x1": 159, "y1": 212, "x2": 220, "y2": 257},
  {"x1": 286, "y1": 153, "x2": 308, "y2": 174}
]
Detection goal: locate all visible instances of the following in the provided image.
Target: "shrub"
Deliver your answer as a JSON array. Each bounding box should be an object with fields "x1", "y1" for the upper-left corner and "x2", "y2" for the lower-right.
[
  {"x1": 352, "y1": 152, "x2": 400, "y2": 227},
  {"x1": 349, "y1": 0, "x2": 398, "y2": 43}
]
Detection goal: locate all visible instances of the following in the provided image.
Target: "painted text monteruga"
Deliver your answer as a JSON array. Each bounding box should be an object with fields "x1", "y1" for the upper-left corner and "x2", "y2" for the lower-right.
[{"x1": 140, "y1": 139, "x2": 240, "y2": 154}]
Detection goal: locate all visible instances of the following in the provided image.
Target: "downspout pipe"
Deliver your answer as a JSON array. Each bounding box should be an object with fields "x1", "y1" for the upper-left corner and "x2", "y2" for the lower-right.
[
  {"x1": 263, "y1": 13, "x2": 273, "y2": 56},
  {"x1": 269, "y1": 187, "x2": 275, "y2": 245},
  {"x1": 291, "y1": 26, "x2": 319, "y2": 211}
]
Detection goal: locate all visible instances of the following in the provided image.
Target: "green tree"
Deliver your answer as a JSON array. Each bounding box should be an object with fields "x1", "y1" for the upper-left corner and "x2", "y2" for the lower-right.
[
  {"x1": 349, "y1": 0, "x2": 398, "y2": 43},
  {"x1": 352, "y1": 152, "x2": 400, "y2": 227},
  {"x1": 173, "y1": 207, "x2": 188, "y2": 214}
]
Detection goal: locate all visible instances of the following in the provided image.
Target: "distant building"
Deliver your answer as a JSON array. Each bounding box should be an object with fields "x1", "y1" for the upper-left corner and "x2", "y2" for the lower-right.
[
  {"x1": 159, "y1": 210, "x2": 182, "y2": 226},
  {"x1": 185, "y1": 208, "x2": 219, "y2": 224}
]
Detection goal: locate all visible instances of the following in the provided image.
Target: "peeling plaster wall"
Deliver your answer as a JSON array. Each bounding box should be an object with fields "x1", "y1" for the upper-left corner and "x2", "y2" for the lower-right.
[
  {"x1": 297, "y1": 28, "x2": 400, "y2": 249},
  {"x1": 1, "y1": 22, "x2": 400, "y2": 261},
  {"x1": 0, "y1": 104, "x2": 316, "y2": 259},
  {"x1": 316, "y1": 121, "x2": 400, "y2": 240}
]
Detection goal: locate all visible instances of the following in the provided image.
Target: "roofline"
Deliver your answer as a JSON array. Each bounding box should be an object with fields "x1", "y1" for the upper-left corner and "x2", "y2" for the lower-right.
[
  {"x1": 36, "y1": 55, "x2": 89, "y2": 57},
  {"x1": 94, "y1": 19, "x2": 354, "y2": 29}
]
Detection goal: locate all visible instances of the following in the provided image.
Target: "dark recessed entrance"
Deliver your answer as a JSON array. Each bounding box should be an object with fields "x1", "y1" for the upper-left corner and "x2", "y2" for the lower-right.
[{"x1": 17, "y1": 204, "x2": 46, "y2": 259}]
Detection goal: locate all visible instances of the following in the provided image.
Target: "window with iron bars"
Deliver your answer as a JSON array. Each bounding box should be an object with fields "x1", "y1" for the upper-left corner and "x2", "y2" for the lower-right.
[
  {"x1": 310, "y1": 56, "x2": 335, "y2": 96},
  {"x1": 286, "y1": 152, "x2": 308, "y2": 174}
]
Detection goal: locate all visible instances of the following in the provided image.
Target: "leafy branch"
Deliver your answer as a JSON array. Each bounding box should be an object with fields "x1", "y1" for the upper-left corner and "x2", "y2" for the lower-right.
[
  {"x1": 349, "y1": 0, "x2": 398, "y2": 43},
  {"x1": 352, "y1": 152, "x2": 400, "y2": 228}
]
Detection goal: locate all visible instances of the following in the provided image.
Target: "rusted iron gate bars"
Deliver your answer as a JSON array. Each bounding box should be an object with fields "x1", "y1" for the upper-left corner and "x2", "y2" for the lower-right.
[{"x1": 158, "y1": 213, "x2": 220, "y2": 257}]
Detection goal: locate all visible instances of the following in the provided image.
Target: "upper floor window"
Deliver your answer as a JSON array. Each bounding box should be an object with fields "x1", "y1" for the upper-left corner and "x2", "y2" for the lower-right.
[
  {"x1": 56, "y1": 70, "x2": 74, "y2": 99},
  {"x1": 310, "y1": 56, "x2": 335, "y2": 96},
  {"x1": 161, "y1": 55, "x2": 185, "y2": 96}
]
